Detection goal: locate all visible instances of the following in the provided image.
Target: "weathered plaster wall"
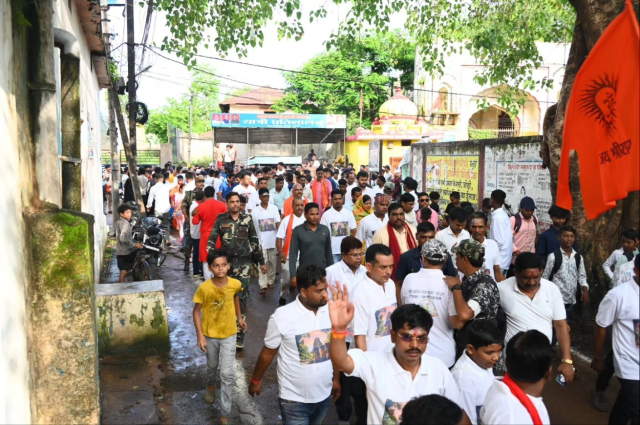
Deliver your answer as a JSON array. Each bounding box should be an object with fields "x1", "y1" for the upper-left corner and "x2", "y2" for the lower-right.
[
  {"x1": 96, "y1": 281, "x2": 170, "y2": 354},
  {"x1": 54, "y1": 0, "x2": 107, "y2": 282},
  {"x1": 0, "y1": 1, "x2": 32, "y2": 422},
  {"x1": 23, "y1": 210, "x2": 99, "y2": 424}
]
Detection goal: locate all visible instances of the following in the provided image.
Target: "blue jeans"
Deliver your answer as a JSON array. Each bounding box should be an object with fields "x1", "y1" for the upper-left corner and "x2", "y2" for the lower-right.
[
  {"x1": 192, "y1": 238, "x2": 201, "y2": 275},
  {"x1": 332, "y1": 253, "x2": 342, "y2": 264},
  {"x1": 182, "y1": 222, "x2": 188, "y2": 248},
  {"x1": 279, "y1": 396, "x2": 331, "y2": 425}
]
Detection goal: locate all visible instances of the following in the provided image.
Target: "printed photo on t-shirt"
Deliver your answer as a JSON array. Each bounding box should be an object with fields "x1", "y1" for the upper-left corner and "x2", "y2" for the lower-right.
[
  {"x1": 634, "y1": 319, "x2": 639, "y2": 348},
  {"x1": 330, "y1": 221, "x2": 349, "y2": 237},
  {"x1": 295, "y1": 329, "x2": 331, "y2": 365},
  {"x1": 374, "y1": 304, "x2": 397, "y2": 337},
  {"x1": 382, "y1": 399, "x2": 407, "y2": 425},
  {"x1": 259, "y1": 218, "x2": 276, "y2": 232},
  {"x1": 419, "y1": 298, "x2": 439, "y2": 317}
]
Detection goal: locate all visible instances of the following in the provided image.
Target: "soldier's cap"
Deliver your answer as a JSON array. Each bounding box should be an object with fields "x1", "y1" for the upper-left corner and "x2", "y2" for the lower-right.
[
  {"x1": 196, "y1": 175, "x2": 206, "y2": 182},
  {"x1": 421, "y1": 240, "x2": 448, "y2": 262},
  {"x1": 452, "y1": 239, "x2": 485, "y2": 261},
  {"x1": 383, "y1": 182, "x2": 395, "y2": 194}
]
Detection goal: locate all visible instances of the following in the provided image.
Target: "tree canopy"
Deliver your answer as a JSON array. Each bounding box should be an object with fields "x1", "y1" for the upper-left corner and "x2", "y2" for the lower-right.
[
  {"x1": 152, "y1": 0, "x2": 575, "y2": 111},
  {"x1": 273, "y1": 31, "x2": 414, "y2": 134},
  {"x1": 145, "y1": 65, "x2": 221, "y2": 142}
]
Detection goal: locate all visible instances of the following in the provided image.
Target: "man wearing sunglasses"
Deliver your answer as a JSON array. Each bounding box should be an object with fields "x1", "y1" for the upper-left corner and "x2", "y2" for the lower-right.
[{"x1": 329, "y1": 295, "x2": 461, "y2": 425}]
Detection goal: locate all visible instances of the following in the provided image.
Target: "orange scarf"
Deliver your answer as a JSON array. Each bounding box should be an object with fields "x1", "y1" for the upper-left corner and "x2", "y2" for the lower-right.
[
  {"x1": 503, "y1": 374, "x2": 543, "y2": 425},
  {"x1": 311, "y1": 178, "x2": 331, "y2": 208},
  {"x1": 387, "y1": 222, "x2": 417, "y2": 279},
  {"x1": 282, "y1": 213, "x2": 300, "y2": 256}
]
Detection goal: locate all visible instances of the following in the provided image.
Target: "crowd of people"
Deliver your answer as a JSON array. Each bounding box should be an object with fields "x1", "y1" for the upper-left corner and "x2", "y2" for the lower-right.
[{"x1": 104, "y1": 155, "x2": 639, "y2": 425}]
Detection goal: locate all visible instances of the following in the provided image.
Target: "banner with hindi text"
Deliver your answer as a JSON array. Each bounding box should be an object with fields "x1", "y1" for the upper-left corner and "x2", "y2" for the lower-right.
[{"x1": 425, "y1": 155, "x2": 480, "y2": 206}]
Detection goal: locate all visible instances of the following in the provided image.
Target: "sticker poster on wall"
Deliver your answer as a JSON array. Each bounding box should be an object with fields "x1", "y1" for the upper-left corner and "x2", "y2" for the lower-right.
[{"x1": 425, "y1": 155, "x2": 480, "y2": 204}]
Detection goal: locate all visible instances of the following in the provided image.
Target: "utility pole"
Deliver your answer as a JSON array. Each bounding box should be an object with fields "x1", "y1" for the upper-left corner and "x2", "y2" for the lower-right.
[
  {"x1": 126, "y1": 0, "x2": 137, "y2": 158},
  {"x1": 107, "y1": 89, "x2": 120, "y2": 228},
  {"x1": 188, "y1": 91, "x2": 194, "y2": 166}
]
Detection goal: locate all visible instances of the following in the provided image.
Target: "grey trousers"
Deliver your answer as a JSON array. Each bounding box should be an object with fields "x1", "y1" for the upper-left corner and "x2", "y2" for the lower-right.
[
  {"x1": 259, "y1": 248, "x2": 277, "y2": 289},
  {"x1": 205, "y1": 334, "x2": 237, "y2": 417}
]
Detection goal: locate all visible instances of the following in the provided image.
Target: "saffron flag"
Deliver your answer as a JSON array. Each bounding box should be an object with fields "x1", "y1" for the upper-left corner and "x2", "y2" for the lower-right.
[{"x1": 557, "y1": 0, "x2": 639, "y2": 220}]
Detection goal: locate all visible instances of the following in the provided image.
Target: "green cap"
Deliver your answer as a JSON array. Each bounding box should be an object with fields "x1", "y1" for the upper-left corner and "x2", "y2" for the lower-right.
[{"x1": 452, "y1": 239, "x2": 485, "y2": 261}]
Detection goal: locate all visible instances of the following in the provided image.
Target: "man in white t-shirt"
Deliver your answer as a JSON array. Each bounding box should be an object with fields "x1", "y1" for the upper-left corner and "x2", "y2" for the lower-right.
[
  {"x1": 252, "y1": 188, "x2": 281, "y2": 296},
  {"x1": 247, "y1": 177, "x2": 274, "y2": 213},
  {"x1": 489, "y1": 190, "x2": 514, "y2": 274},
  {"x1": 325, "y1": 236, "x2": 368, "y2": 425},
  {"x1": 352, "y1": 244, "x2": 398, "y2": 353},
  {"x1": 435, "y1": 207, "x2": 470, "y2": 261},
  {"x1": 592, "y1": 255, "x2": 639, "y2": 425},
  {"x1": 276, "y1": 198, "x2": 306, "y2": 306},
  {"x1": 249, "y1": 265, "x2": 339, "y2": 424},
  {"x1": 481, "y1": 330, "x2": 553, "y2": 425},
  {"x1": 329, "y1": 297, "x2": 461, "y2": 425},
  {"x1": 383, "y1": 165, "x2": 393, "y2": 182},
  {"x1": 499, "y1": 252, "x2": 575, "y2": 382},
  {"x1": 402, "y1": 240, "x2": 456, "y2": 367},
  {"x1": 468, "y1": 211, "x2": 504, "y2": 281},
  {"x1": 355, "y1": 194, "x2": 390, "y2": 247},
  {"x1": 234, "y1": 172, "x2": 256, "y2": 201},
  {"x1": 321, "y1": 190, "x2": 357, "y2": 264}
]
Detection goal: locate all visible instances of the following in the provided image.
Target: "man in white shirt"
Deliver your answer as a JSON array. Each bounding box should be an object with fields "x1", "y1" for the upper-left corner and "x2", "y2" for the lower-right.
[
  {"x1": 592, "y1": 255, "x2": 639, "y2": 425},
  {"x1": 355, "y1": 194, "x2": 390, "y2": 247},
  {"x1": 352, "y1": 244, "x2": 398, "y2": 353},
  {"x1": 146, "y1": 173, "x2": 172, "y2": 245},
  {"x1": 276, "y1": 162, "x2": 286, "y2": 176},
  {"x1": 436, "y1": 207, "x2": 471, "y2": 269},
  {"x1": 468, "y1": 211, "x2": 504, "y2": 281},
  {"x1": 247, "y1": 178, "x2": 272, "y2": 213},
  {"x1": 297, "y1": 174, "x2": 313, "y2": 201},
  {"x1": 489, "y1": 189, "x2": 514, "y2": 274},
  {"x1": 499, "y1": 252, "x2": 575, "y2": 382},
  {"x1": 400, "y1": 193, "x2": 418, "y2": 228},
  {"x1": 402, "y1": 240, "x2": 456, "y2": 367},
  {"x1": 481, "y1": 330, "x2": 553, "y2": 425},
  {"x1": 235, "y1": 171, "x2": 256, "y2": 204},
  {"x1": 188, "y1": 190, "x2": 205, "y2": 277},
  {"x1": 252, "y1": 188, "x2": 281, "y2": 296},
  {"x1": 329, "y1": 297, "x2": 461, "y2": 425},
  {"x1": 383, "y1": 165, "x2": 393, "y2": 182},
  {"x1": 321, "y1": 190, "x2": 357, "y2": 263},
  {"x1": 276, "y1": 198, "x2": 306, "y2": 306},
  {"x1": 356, "y1": 171, "x2": 380, "y2": 200},
  {"x1": 344, "y1": 171, "x2": 358, "y2": 210},
  {"x1": 325, "y1": 237, "x2": 368, "y2": 425},
  {"x1": 249, "y1": 265, "x2": 339, "y2": 424},
  {"x1": 402, "y1": 177, "x2": 419, "y2": 211}
]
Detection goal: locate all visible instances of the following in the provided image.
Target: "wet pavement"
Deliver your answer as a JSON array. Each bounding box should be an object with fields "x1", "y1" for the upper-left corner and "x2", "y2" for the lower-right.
[{"x1": 99, "y1": 218, "x2": 615, "y2": 425}]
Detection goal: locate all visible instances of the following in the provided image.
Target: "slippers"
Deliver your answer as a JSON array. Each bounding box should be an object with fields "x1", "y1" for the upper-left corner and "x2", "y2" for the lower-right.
[{"x1": 259, "y1": 288, "x2": 267, "y2": 296}]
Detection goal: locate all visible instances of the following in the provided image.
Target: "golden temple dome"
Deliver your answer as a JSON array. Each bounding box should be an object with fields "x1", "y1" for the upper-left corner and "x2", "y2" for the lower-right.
[{"x1": 378, "y1": 85, "x2": 418, "y2": 121}]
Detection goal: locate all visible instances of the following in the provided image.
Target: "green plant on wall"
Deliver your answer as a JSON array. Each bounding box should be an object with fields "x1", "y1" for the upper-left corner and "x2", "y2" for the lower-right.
[{"x1": 468, "y1": 128, "x2": 498, "y2": 140}]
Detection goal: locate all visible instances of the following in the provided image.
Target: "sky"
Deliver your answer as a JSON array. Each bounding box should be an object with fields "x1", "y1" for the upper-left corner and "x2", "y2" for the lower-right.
[{"x1": 105, "y1": 1, "x2": 406, "y2": 110}]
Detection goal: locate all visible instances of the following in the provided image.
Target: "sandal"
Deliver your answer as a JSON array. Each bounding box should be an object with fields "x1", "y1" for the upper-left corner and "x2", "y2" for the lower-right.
[
  {"x1": 204, "y1": 385, "x2": 216, "y2": 404},
  {"x1": 259, "y1": 287, "x2": 267, "y2": 296}
]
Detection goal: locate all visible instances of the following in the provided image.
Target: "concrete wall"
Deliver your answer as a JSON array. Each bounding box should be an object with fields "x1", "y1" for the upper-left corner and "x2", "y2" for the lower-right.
[
  {"x1": 411, "y1": 137, "x2": 551, "y2": 229},
  {"x1": 54, "y1": 0, "x2": 108, "y2": 283},
  {"x1": 0, "y1": 1, "x2": 32, "y2": 422}
]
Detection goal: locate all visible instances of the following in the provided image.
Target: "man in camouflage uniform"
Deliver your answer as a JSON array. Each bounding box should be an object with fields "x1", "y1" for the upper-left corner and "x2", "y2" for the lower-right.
[
  {"x1": 180, "y1": 174, "x2": 205, "y2": 272},
  {"x1": 444, "y1": 239, "x2": 501, "y2": 356},
  {"x1": 207, "y1": 191, "x2": 266, "y2": 349}
]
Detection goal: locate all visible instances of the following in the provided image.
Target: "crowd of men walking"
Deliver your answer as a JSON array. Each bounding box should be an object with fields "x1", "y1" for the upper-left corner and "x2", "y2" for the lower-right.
[{"x1": 103, "y1": 155, "x2": 639, "y2": 425}]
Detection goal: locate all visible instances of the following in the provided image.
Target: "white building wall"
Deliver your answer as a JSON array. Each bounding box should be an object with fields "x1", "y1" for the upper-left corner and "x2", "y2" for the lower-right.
[
  {"x1": 414, "y1": 42, "x2": 569, "y2": 140},
  {"x1": 54, "y1": 0, "x2": 108, "y2": 282},
  {"x1": 0, "y1": 2, "x2": 32, "y2": 423}
]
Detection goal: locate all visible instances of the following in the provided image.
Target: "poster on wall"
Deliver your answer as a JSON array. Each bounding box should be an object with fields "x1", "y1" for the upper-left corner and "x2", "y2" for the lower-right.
[
  {"x1": 412, "y1": 146, "x2": 424, "y2": 191},
  {"x1": 425, "y1": 155, "x2": 480, "y2": 206},
  {"x1": 369, "y1": 140, "x2": 381, "y2": 172},
  {"x1": 494, "y1": 161, "x2": 552, "y2": 230}
]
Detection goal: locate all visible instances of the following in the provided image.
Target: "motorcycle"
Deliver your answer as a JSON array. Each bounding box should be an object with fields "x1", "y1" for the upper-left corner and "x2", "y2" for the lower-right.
[{"x1": 126, "y1": 202, "x2": 166, "y2": 280}]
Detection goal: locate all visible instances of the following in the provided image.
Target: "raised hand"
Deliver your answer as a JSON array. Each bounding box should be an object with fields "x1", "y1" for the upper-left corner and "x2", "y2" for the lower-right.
[{"x1": 328, "y1": 281, "x2": 354, "y2": 331}]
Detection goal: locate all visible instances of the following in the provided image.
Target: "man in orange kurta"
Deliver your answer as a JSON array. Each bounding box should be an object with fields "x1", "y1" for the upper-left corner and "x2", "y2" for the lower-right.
[
  {"x1": 282, "y1": 183, "x2": 309, "y2": 216},
  {"x1": 310, "y1": 168, "x2": 332, "y2": 217}
]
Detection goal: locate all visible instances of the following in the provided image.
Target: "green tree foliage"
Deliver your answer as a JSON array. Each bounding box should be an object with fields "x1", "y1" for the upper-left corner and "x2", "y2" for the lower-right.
[
  {"x1": 145, "y1": 65, "x2": 221, "y2": 142},
  {"x1": 151, "y1": 0, "x2": 574, "y2": 112},
  {"x1": 273, "y1": 31, "x2": 415, "y2": 135}
]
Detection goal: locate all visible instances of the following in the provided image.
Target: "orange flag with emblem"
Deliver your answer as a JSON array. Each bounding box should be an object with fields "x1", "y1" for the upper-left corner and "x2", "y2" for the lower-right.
[{"x1": 557, "y1": 0, "x2": 639, "y2": 220}]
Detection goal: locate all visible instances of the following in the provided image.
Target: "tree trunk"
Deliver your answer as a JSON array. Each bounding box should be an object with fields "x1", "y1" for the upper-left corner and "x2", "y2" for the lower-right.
[{"x1": 543, "y1": 0, "x2": 640, "y2": 301}]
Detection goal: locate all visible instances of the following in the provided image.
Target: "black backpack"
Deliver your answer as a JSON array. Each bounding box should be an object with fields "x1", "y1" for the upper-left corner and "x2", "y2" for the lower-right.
[{"x1": 548, "y1": 248, "x2": 582, "y2": 282}]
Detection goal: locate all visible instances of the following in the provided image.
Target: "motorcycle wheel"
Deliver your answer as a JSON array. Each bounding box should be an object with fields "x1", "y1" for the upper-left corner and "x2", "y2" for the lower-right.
[{"x1": 134, "y1": 261, "x2": 152, "y2": 282}]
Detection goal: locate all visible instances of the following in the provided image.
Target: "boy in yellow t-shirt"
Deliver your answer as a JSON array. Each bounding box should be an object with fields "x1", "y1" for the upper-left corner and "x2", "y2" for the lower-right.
[{"x1": 193, "y1": 249, "x2": 247, "y2": 424}]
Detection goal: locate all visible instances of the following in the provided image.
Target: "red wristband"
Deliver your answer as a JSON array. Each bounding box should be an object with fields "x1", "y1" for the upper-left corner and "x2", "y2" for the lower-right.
[{"x1": 250, "y1": 377, "x2": 261, "y2": 385}]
